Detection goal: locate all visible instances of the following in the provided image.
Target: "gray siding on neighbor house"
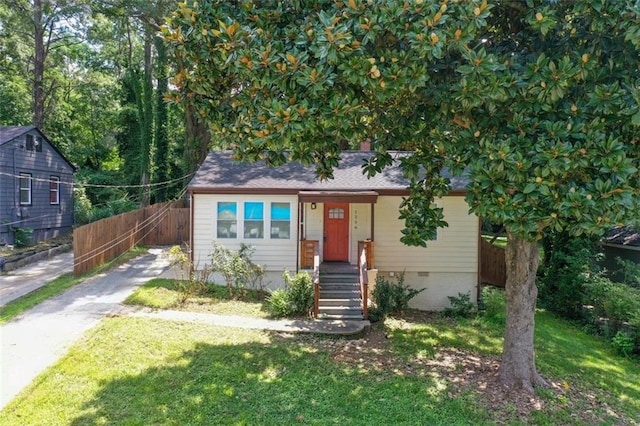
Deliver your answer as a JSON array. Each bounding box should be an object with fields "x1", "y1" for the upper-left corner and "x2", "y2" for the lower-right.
[{"x1": 0, "y1": 128, "x2": 74, "y2": 245}]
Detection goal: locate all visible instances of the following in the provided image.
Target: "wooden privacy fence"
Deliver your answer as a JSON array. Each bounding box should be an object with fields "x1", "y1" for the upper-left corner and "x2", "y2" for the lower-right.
[
  {"x1": 73, "y1": 201, "x2": 189, "y2": 276},
  {"x1": 480, "y1": 238, "x2": 506, "y2": 288}
]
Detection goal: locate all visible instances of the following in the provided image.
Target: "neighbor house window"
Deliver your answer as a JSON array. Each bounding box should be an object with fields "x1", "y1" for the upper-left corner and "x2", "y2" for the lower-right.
[
  {"x1": 19, "y1": 173, "x2": 32, "y2": 205},
  {"x1": 244, "y1": 202, "x2": 264, "y2": 238},
  {"x1": 35, "y1": 136, "x2": 43, "y2": 152},
  {"x1": 270, "y1": 202, "x2": 291, "y2": 239},
  {"x1": 50, "y1": 176, "x2": 60, "y2": 204},
  {"x1": 217, "y1": 202, "x2": 237, "y2": 238},
  {"x1": 25, "y1": 134, "x2": 34, "y2": 151}
]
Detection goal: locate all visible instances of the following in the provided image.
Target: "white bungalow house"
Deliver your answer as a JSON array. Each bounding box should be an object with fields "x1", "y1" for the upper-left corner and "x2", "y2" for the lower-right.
[{"x1": 188, "y1": 150, "x2": 480, "y2": 319}]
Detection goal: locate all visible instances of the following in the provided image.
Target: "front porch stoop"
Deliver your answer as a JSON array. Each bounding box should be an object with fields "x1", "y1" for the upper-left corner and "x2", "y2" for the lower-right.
[{"x1": 317, "y1": 269, "x2": 364, "y2": 320}]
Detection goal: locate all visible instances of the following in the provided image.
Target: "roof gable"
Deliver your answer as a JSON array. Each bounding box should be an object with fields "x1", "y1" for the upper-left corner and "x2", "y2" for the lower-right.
[
  {"x1": 189, "y1": 150, "x2": 469, "y2": 194},
  {"x1": 0, "y1": 126, "x2": 76, "y2": 171},
  {"x1": 0, "y1": 126, "x2": 35, "y2": 145}
]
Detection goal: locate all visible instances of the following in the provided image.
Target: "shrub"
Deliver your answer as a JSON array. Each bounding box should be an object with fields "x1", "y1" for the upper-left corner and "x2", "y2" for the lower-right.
[
  {"x1": 538, "y1": 234, "x2": 601, "y2": 320},
  {"x1": 210, "y1": 242, "x2": 265, "y2": 297},
  {"x1": 267, "y1": 272, "x2": 314, "y2": 318},
  {"x1": 166, "y1": 245, "x2": 209, "y2": 303},
  {"x1": 443, "y1": 292, "x2": 477, "y2": 318},
  {"x1": 73, "y1": 186, "x2": 94, "y2": 225},
  {"x1": 13, "y1": 227, "x2": 33, "y2": 248},
  {"x1": 367, "y1": 306, "x2": 385, "y2": 323},
  {"x1": 480, "y1": 286, "x2": 506, "y2": 324},
  {"x1": 370, "y1": 273, "x2": 424, "y2": 321},
  {"x1": 612, "y1": 257, "x2": 640, "y2": 289},
  {"x1": 611, "y1": 331, "x2": 635, "y2": 358},
  {"x1": 587, "y1": 277, "x2": 640, "y2": 356},
  {"x1": 266, "y1": 288, "x2": 292, "y2": 318}
]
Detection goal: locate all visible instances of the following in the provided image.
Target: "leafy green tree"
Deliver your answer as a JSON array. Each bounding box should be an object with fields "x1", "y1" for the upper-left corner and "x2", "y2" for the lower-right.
[
  {"x1": 0, "y1": 0, "x2": 90, "y2": 129},
  {"x1": 164, "y1": 0, "x2": 640, "y2": 393}
]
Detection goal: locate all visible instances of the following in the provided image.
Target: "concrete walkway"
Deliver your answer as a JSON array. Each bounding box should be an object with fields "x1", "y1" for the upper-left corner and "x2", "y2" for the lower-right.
[
  {"x1": 0, "y1": 251, "x2": 74, "y2": 307},
  {"x1": 129, "y1": 309, "x2": 370, "y2": 335},
  {"x1": 0, "y1": 248, "x2": 172, "y2": 410}
]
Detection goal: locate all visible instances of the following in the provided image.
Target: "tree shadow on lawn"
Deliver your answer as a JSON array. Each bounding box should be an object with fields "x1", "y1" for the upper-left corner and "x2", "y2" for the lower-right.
[
  {"x1": 69, "y1": 334, "x2": 486, "y2": 425},
  {"x1": 534, "y1": 312, "x2": 640, "y2": 412},
  {"x1": 386, "y1": 312, "x2": 640, "y2": 421}
]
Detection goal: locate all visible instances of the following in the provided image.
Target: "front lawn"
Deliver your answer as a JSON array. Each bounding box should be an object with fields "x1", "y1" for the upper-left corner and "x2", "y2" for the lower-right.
[
  {"x1": 124, "y1": 278, "x2": 270, "y2": 318},
  {"x1": 1, "y1": 309, "x2": 638, "y2": 424}
]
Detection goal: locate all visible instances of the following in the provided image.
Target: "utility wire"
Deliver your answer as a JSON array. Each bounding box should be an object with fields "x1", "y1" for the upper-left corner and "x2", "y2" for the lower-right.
[
  {"x1": 1, "y1": 213, "x2": 65, "y2": 228},
  {"x1": 0, "y1": 170, "x2": 196, "y2": 190},
  {"x1": 73, "y1": 202, "x2": 178, "y2": 272},
  {"x1": 73, "y1": 196, "x2": 179, "y2": 264}
]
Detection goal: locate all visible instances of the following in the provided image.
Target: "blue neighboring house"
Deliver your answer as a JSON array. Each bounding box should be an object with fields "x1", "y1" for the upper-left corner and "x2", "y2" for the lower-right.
[{"x1": 0, "y1": 126, "x2": 75, "y2": 245}]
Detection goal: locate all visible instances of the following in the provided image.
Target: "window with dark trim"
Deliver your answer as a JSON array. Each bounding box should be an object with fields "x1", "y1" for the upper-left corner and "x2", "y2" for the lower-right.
[
  {"x1": 35, "y1": 136, "x2": 43, "y2": 152},
  {"x1": 50, "y1": 176, "x2": 60, "y2": 204},
  {"x1": 19, "y1": 173, "x2": 32, "y2": 205},
  {"x1": 25, "y1": 134, "x2": 34, "y2": 151}
]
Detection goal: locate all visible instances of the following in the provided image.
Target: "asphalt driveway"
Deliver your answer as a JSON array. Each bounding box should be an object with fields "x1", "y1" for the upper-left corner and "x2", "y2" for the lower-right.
[{"x1": 0, "y1": 248, "x2": 173, "y2": 410}]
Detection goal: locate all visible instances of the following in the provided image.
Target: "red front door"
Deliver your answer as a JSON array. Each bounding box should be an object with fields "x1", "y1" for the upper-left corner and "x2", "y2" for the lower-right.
[{"x1": 323, "y1": 203, "x2": 349, "y2": 261}]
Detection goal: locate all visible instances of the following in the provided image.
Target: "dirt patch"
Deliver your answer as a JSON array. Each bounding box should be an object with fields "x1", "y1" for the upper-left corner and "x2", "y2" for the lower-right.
[{"x1": 0, "y1": 233, "x2": 72, "y2": 259}]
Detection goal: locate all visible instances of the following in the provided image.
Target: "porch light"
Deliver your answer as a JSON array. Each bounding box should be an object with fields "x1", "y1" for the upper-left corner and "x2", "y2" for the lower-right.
[{"x1": 310, "y1": 202, "x2": 317, "y2": 210}]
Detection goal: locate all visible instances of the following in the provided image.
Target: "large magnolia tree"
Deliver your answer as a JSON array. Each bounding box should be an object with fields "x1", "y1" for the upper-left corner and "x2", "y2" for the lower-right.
[{"x1": 165, "y1": 0, "x2": 640, "y2": 393}]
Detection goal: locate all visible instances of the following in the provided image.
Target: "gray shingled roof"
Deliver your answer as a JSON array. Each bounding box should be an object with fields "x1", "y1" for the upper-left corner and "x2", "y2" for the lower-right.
[
  {"x1": 0, "y1": 126, "x2": 35, "y2": 145},
  {"x1": 188, "y1": 150, "x2": 469, "y2": 193},
  {"x1": 604, "y1": 226, "x2": 640, "y2": 248},
  {"x1": 0, "y1": 125, "x2": 76, "y2": 171}
]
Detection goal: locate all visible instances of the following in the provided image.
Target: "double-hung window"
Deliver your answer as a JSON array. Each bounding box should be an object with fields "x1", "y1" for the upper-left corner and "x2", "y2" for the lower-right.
[
  {"x1": 19, "y1": 173, "x2": 32, "y2": 205},
  {"x1": 217, "y1": 202, "x2": 237, "y2": 238},
  {"x1": 270, "y1": 202, "x2": 291, "y2": 239},
  {"x1": 50, "y1": 176, "x2": 60, "y2": 205},
  {"x1": 244, "y1": 202, "x2": 264, "y2": 238}
]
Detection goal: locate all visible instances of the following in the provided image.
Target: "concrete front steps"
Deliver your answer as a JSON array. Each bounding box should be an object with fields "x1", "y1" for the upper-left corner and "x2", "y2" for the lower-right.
[{"x1": 318, "y1": 270, "x2": 364, "y2": 320}]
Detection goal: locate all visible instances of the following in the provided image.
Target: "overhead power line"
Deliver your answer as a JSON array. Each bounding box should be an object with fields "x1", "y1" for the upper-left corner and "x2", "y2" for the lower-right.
[
  {"x1": 73, "y1": 189, "x2": 187, "y2": 269},
  {"x1": 0, "y1": 170, "x2": 196, "y2": 190}
]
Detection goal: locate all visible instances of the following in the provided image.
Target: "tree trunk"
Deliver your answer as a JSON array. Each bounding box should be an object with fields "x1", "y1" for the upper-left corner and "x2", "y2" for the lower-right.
[
  {"x1": 184, "y1": 104, "x2": 211, "y2": 172},
  {"x1": 32, "y1": 0, "x2": 45, "y2": 129},
  {"x1": 498, "y1": 231, "x2": 548, "y2": 393},
  {"x1": 153, "y1": 35, "x2": 169, "y2": 202},
  {"x1": 140, "y1": 33, "x2": 153, "y2": 207}
]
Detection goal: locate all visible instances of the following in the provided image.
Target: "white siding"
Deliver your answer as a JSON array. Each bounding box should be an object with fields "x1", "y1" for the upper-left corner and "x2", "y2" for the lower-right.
[
  {"x1": 374, "y1": 196, "x2": 478, "y2": 273},
  {"x1": 350, "y1": 203, "x2": 373, "y2": 262},
  {"x1": 371, "y1": 196, "x2": 480, "y2": 309},
  {"x1": 303, "y1": 202, "x2": 324, "y2": 250},
  {"x1": 192, "y1": 193, "x2": 480, "y2": 309},
  {"x1": 192, "y1": 194, "x2": 298, "y2": 276}
]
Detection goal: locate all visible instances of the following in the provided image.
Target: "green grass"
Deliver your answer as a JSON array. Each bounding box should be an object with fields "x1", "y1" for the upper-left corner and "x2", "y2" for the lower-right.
[
  {"x1": 0, "y1": 247, "x2": 147, "y2": 325},
  {"x1": 0, "y1": 317, "x2": 492, "y2": 425},
  {"x1": 387, "y1": 311, "x2": 640, "y2": 424},
  {"x1": 124, "y1": 278, "x2": 271, "y2": 318},
  {"x1": 1, "y1": 308, "x2": 638, "y2": 424}
]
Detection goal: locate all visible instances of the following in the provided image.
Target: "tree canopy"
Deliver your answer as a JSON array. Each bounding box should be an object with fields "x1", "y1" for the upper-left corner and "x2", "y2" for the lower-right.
[
  {"x1": 0, "y1": 0, "x2": 198, "y2": 211},
  {"x1": 165, "y1": 0, "x2": 640, "y2": 393}
]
